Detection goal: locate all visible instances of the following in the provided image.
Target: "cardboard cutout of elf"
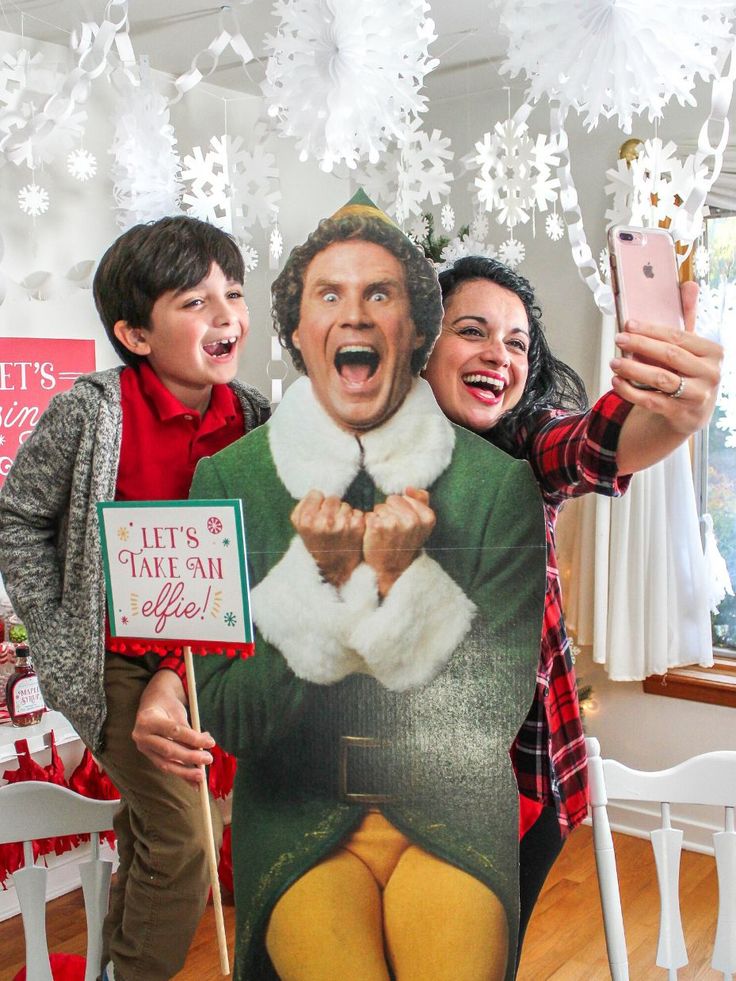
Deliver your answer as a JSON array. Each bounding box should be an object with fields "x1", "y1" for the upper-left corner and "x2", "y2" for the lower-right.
[{"x1": 191, "y1": 191, "x2": 547, "y2": 981}]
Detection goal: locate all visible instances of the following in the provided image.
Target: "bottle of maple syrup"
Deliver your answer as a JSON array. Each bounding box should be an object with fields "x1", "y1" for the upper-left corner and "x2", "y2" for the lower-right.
[{"x1": 5, "y1": 643, "x2": 45, "y2": 727}]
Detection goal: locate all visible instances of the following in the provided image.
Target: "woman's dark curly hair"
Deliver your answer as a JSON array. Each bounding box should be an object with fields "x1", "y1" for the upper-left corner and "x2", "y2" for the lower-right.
[
  {"x1": 271, "y1": 213, "x2": 442, "y2": 374},
  {"x1": 438, "y1": 256, "x2": 588, "y2": 454}
]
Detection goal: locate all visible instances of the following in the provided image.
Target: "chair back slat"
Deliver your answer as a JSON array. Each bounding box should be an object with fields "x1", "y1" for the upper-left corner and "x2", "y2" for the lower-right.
[
  {"x1": 651, "y1": 827, "x2": 687, "y2": 970},
  {"x1": 0, "y1": 783, "x2": 119, "y2": 842},
  {"x1": 0, "y1": 781, "x2": 119, "y2": 980},
  {"x1": 712, "y1": 828, "x2": 736, "y2": 974},
  {"x1": 601, "y1": 752, "x2": 736, "y2": 807},
  {"x1": 585, "y1": 737, "x2": 736, "y2": 980}
]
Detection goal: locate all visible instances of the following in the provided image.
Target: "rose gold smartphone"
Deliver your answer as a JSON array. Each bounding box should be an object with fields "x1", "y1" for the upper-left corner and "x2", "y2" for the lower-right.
[{"x1": 607, "y1": 225, "x2": 684, "y2": 387}]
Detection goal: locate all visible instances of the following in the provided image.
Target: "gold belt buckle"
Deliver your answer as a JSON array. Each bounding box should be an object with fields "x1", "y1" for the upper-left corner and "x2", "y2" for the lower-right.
[{"x1": 339, "y1": 735, "x2": 394, "y2": 804}]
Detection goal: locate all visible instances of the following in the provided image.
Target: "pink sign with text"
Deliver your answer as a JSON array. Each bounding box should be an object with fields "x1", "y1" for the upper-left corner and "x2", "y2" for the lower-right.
[{"x1": 0, "y1": 338, "x2": 95, "y2": 487}]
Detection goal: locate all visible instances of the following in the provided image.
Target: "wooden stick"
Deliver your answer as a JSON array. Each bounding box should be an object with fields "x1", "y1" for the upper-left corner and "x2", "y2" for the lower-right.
[{"x1": 183, "y1": 644, "x2": 230, "y2": 976}]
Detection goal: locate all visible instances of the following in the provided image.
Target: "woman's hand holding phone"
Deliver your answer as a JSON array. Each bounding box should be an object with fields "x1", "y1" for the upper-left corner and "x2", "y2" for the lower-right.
[{"x1": 610, "y1": 280, "x2": 722, "y2": 439}]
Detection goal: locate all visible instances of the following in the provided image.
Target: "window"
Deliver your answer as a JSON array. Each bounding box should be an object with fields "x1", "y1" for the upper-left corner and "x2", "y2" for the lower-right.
[
  {"x1": 643, "y1": 212, "x2": 736, "y2": 707},
  {"x1": 695, "y1": 212, "x2": 736, "y2": 657}
]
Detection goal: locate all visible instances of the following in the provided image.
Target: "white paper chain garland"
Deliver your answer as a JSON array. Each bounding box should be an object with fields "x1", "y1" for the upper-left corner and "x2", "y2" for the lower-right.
[
  {"x1": 0, "y1": 1, "x2": 133, "y2": 168},
  {"x1": 167, "y1": 7, "x2": 255, "y2": 105},
  {"x1": 0, "y1": 230, "x2": 95, "y2": 305},
  {"x1": 675, "y1": 37, "x2": 736, "y2": 254}
]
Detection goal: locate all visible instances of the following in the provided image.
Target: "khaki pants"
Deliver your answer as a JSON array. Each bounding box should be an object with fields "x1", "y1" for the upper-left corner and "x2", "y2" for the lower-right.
[
  {"x1": 266, "y1": 810, "x2": 508, "y2": 981},
  {"x1": 95, "y1": 653, "x2": 223, "y2": 981}
]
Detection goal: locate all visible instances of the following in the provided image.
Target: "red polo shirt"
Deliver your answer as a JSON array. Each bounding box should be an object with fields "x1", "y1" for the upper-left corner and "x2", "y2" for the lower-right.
[{"x1": 105, "y1": 361, "x2": 245, "y2": 676}]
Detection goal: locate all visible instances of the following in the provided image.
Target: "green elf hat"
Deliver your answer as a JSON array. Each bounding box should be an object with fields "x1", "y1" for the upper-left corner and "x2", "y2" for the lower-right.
[{"x1": 330, "y1": 188, "x2": 412, "y2": 244}]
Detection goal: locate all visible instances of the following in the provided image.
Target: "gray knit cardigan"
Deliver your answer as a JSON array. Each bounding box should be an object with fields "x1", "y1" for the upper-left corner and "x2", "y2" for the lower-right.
[{"x1": 0, "y1": 367, "x2": 270, "y2": 750}]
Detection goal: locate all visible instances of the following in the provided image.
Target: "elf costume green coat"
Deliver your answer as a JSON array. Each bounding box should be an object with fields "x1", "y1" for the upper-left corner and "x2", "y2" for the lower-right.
[{"x1": 192, "y1": 376, "x2": 546, "y2": 980}]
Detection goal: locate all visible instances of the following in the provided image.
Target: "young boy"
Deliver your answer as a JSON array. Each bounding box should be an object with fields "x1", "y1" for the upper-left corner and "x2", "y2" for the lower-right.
[{"x1": 0, "y1": 216, "x2": 270, "y2": 981}]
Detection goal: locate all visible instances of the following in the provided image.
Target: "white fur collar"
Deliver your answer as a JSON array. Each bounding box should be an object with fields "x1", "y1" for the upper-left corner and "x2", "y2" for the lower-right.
[{"x1": 268, "y1": 376, "x2": 456, "y2": 498}]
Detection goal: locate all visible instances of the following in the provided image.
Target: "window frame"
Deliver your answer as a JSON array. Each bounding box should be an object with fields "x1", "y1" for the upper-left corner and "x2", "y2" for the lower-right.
[{"x1": 642, "y1": 211, "x2": 736, "y2": 706}]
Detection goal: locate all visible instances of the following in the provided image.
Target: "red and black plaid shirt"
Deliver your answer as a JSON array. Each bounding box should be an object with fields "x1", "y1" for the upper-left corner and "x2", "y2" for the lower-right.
[{"x1": 508, "y1": 391, "x2": 633, "y2": 834}]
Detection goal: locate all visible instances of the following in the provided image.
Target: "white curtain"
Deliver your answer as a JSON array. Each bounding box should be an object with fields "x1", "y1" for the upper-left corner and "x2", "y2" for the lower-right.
[{"x1": 562, "y1": 315, "x2": 713, "y2": 680}]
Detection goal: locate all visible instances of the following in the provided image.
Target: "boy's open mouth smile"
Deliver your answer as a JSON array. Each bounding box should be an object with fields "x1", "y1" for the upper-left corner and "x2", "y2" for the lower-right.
[
  {"x1": 334, "y1": 345, "x2": 380, "y2": 386},
  {"x1": 461, "y1": 371, "x2": 506, "y2": 403},
  {"x1": 202, "y1": 336, "x2": 238, "y2": 359}
]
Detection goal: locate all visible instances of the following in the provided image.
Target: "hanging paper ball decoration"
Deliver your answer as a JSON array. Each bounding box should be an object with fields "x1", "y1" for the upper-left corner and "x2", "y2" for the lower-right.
[
  {"x1": 262, "y1": 0, "x2": 439, "y2": 172},
  {"x1": 110, "y1": 72, "x2": 183, "y2": 230},
  {"x1": 67, "y1": 148, "x2": 97, "y2": 182},
  {"x1": 497, "y1": 0, "x2": 736, "y2": 132},
  {"x1": 18, "y1": 183, "x2": 49, "y2": 216}
]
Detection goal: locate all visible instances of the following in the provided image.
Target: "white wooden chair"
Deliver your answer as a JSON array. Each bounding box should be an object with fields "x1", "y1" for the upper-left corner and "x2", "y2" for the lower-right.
[
  {"x1": 586, "y1": 736, "x2": 736, "y2": 981},
  {"x1": 0, "y1": 782, "x2": 120, "y2": 981}
]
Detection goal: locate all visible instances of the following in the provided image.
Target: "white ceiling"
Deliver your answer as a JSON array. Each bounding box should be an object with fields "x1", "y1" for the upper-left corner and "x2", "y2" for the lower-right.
[{"x1": 0, "y1": 0, "x2": 510, "y2": 100}]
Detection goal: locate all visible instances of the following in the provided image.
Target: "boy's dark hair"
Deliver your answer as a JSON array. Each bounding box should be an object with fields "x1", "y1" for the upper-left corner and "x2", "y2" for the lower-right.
[
  {"x1": 438, "y1": 256, "x2": 589, "y2": 453},
  {"x1": 93, "y1": 216, "x2": 245, "y2": 369},
  {"x1": 271, "y1": 213, "x2": 442, "y2": 375}
]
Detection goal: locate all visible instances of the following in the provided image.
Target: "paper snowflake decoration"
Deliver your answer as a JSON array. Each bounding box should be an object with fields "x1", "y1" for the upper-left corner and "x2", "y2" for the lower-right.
[
  {"x1": 270, "y1": 226, "x2": 284, "y2": 262},
  {"x1": 409, "y1": 214, "x2": 430, "y2": 242},
  {"x1": 439, "y1": 235, "x2": 497, "y2": 268},
  {"x1": 0, "y1": 48, "x2": 87, "y2": 167},
  {"x1": 354, "y1": 121, "x2": 454, "y2": 222},
  {"x1": 693, "y1": 244, "x2": 710, "y2": 282},
  {"x1": 18, "y1": 182, "x2": 49, "y2": 216},
  {"x1": 395, "y1": 123, "x2": 455, "y2": 221},
  {"x1": 240, "y1": 244, "x2": 259, "y2": 272},
  {"x1": 182, "y1": 136, "x2": 280, "y2": 238},
  {"x1": 605, "y1": 138, "x2": 708, "y2": 244},
  {"x1": 498, "y1": 0, "x2": 736, "y2": 132},
  {"x1": 499, "y1": 238, "x2": 526, "y2": 269},
  {"x1": 441, "y1": 203, "x2": 455, "y2": 232},
  {"x1": 470, "y1": 212, "x2": 489, "y2": 241},
  {"x1": 598, "y1": 248, "x2": 611, "y2": 280},
  {"x1": 545, "y1": 212, "x2": 564, "y2": 241},
  {"x1": 0, "y1": 49, "x2": 38, "y2": 112},
  {"x1": 111, "y1": 72, "x2": 183, "y2": 230},
  {"x1": 262, "y1": 0, "x2": 438, "y2": 172},
  {"x1": 67, "y1": 148, "x2": 97, "y2": 182},
  {"x1": 470, "y1": 117, "x2": 559, "y2": 228}
]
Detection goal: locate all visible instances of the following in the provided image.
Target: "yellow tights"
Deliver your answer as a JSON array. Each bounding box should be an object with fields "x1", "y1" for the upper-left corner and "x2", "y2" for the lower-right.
[{"x1": 265, "y1": 811, "x2": 508, "y2": 981}]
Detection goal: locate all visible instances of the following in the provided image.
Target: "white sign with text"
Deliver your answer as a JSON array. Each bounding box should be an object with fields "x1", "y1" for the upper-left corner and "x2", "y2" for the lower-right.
[{"x1": 98, "y1": 499, "x2": 252, "y2": 649}]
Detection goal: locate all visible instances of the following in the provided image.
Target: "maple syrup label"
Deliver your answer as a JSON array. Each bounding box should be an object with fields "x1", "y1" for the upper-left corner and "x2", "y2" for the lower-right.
[{"x1": 10, "y1": 676, "x2": 45, "y2": 714}]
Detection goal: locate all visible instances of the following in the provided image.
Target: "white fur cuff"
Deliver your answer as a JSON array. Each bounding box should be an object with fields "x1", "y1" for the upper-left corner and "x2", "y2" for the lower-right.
[
  {"x1": 251, "y1": 536, "x2": 365, "y2": 684},
  {"x1": 348, "y1": 553, "x2": 477, "y2": 691}
]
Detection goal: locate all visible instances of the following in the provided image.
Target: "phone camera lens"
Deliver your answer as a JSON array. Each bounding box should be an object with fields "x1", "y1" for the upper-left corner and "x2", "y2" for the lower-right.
[{"x1": 620, "y1": 232, "x2": 634, "y2": 241}]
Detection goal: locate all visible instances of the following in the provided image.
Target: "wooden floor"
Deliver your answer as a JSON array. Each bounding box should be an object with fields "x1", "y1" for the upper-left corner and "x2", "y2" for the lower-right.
[{"x1": 0, "y1": 826, "x2": 722, "y2": 980}]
